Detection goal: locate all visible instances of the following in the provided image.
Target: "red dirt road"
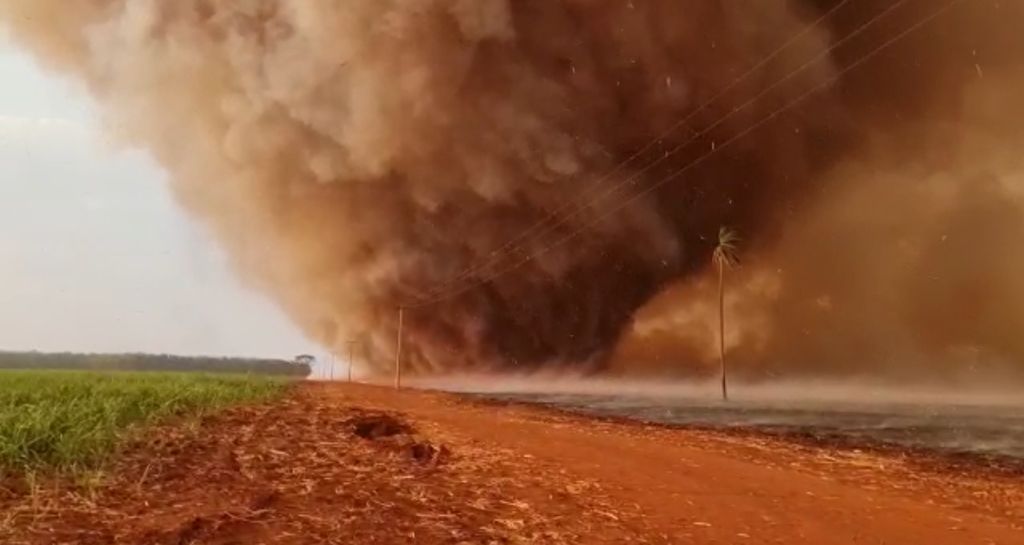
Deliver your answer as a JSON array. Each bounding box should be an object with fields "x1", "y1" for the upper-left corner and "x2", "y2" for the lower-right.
[
  {"x1": 344, "y1": 384, "x2": 1023, "y2": 545},
  {"x1": 3, "y1": 383, "x2": 1021, "y2": 544}
]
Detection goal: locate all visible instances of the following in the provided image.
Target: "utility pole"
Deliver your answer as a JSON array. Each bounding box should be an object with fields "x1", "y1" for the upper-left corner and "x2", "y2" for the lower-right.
[
  {"x1": 346, "y1": 339, "x2": 355, "y2": 383},
  {"x1": 394, "y1": 307, "x2": 405, "y2": 389},
  {"x1": 329, "y1": 352, "x2": 335, "y2": 382}
]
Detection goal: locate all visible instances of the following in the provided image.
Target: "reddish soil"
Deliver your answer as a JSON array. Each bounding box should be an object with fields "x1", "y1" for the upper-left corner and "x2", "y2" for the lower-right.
[{"x1": 2, "y1": 383, "x2": 1021, "y2": 544}]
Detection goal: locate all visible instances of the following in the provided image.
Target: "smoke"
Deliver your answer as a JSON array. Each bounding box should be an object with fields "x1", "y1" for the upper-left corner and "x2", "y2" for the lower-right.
[
  {"x1": 613, "y1": 1, "x2": 1024, "y2": 382},
  {"x1": 2, "y1": 1, "x2": 1022, "y2": 379}
]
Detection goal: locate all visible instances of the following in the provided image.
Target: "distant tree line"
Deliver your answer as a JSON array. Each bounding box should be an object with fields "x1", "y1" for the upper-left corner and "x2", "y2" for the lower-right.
[{"x1": 0, "y1": 351, "x2": 310, "y2": 377}]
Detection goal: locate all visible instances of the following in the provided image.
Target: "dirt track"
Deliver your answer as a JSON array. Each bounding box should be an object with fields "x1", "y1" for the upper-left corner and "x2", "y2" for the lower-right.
[{"x1": 3, "y1": 383, "x2": 1022, "y2": 544}]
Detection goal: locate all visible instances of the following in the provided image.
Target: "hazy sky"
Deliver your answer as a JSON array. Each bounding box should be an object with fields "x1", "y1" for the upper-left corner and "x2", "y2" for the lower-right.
[{"x1": 0, "y1": 40, "x2": 316, "y2": 359}]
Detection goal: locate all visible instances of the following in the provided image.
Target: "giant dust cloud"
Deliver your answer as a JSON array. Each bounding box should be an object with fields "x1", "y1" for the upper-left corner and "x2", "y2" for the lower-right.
[{"x1": 3, "y1": 1, "x2": 1023, "y2": 381}]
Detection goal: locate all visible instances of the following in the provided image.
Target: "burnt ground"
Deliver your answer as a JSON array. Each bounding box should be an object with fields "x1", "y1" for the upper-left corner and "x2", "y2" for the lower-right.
[{"x1": 1, "y1": 382, "x2": 1021, "y2": 545}]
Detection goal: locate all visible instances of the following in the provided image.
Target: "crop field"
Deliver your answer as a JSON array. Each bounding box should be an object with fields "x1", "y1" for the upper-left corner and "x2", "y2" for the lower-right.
[{"x1": 0, "y1": 371, "x2": 288, "y2": 475}]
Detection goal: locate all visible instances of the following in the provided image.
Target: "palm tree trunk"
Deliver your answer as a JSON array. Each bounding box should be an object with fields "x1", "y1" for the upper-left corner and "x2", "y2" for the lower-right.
[{"x1": 718, "y1": 260, "x2": 728, "y2": 401}]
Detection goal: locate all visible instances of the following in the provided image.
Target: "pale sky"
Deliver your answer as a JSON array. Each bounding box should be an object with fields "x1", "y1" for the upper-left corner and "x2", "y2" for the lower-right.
[{"x1": 0, "y1": 42, "x2": 317, "y2": 360}]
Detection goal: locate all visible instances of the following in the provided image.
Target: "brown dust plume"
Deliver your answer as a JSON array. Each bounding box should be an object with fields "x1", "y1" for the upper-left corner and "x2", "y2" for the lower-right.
[{"x1": 3, "y1": 1, "x2": 1023, "y2": 380}]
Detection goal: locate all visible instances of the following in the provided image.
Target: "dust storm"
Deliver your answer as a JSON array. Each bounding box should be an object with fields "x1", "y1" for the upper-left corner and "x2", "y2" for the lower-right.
[{"x1": 3, "y1": 0, "x2": 1022, "y2": 381}]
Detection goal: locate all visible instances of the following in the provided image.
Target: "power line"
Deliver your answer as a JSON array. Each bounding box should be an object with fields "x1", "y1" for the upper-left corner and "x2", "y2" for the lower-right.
[
  {"x1": 408, "y1": 0, "x2": 961, "y2": 308},
  {"x1": 413, "y1": 0, "x2": 857, "y2": 302}
]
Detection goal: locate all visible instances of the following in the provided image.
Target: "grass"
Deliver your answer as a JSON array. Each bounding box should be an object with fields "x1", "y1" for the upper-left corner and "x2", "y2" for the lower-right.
[{"x1": 0, "y1": 371, "x2": 288, "y2": 475}]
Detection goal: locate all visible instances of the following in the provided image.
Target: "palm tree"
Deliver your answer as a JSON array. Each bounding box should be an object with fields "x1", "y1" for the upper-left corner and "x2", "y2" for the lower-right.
[{"x1": 712, "y1": 227, "x2": 740, "y2": 401}]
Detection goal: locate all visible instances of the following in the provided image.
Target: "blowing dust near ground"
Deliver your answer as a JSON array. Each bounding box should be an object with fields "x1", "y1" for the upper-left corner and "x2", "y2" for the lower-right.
[{"x1": 3, "y1": 1, "x2": 1023, "y2": 380}]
